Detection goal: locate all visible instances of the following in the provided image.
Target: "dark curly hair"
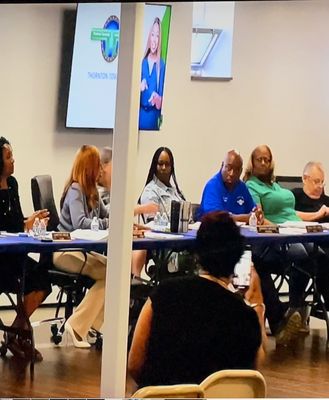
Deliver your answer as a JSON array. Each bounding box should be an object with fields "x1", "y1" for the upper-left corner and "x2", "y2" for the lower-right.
[
  {"x1": 0, "y1": 136, "x2": 10, "y2": 176},
  {"x1": 196, "y1": 211, "x2": 245, "y2": 278}
]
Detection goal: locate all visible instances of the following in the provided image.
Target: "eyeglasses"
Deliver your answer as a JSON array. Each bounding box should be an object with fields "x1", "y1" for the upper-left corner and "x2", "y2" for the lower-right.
[
  {"x1": 305, "y1": 176, "x2": 325, "y2": 187},
  {"x1": 254, "y1": 157, "x2": 271, "y2": 164}
]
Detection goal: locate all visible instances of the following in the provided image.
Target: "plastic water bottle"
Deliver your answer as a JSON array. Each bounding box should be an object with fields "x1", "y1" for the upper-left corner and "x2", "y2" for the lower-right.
[
  {"x1": 91, "y1": 216, "x2": 100, "y2": 232},
  {"x1": 249, "y1": 211, "x2": 257, "y2": 229},
  {"x1": 39, "y1": 219, "x2": 47, "y2": 237},
  {"x1": 153, "y1": 211, "x2": 161, "y2": 231},
  {"x1": 32, "y1": 217, "x2": 40, "y2": 237},
  {"x1": 160, "y1": 213, "x2": 169, "y2": 232}
]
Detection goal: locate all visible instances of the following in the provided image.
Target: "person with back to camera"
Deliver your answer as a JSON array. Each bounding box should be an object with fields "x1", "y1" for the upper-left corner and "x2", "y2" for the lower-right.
[
  {"x1": 0, "y1": 136, "x2": 50, "y2": 362},
  {"x1": 198, "y1": 149, "x2": 264, "y2": 224},
  {"x1": 53, "y1": 145, "x2": 109, "y2": 348},
  {"x1": 139, "y1": 17, "x2": 166, "y2": 130},
  {"x1": 244, "y1": 145, "x2": 329, "y2": 343},
  {"x1": 131, "y1": 146, "x2": 186, "y2": 277},
  {"x1": 128, "y1": 211, "x2": 266, "y2": 388}
]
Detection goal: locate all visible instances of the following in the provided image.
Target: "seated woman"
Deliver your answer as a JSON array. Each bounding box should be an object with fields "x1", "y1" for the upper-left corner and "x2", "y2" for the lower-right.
[
  {"x1": 128, "y1": 211, "x2": 266, "y2": 388},
  {"x1": 244, "y1": 144, "x2": 329, "y2": 342},
  {"x1": 0, "y1": 136, "x2": 50, "y2": 361},
  {"x1": 53, "y1": 145, "x2": 109, "y2": 348},
  {"x1": 132, "y1": 147, "x2": 186, "y2": 277}
]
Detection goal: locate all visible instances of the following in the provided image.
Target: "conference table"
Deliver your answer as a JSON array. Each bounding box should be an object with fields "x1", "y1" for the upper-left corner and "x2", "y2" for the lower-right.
[{"x1": 1, "y1": 225, "x2": 329, "y2": 376}]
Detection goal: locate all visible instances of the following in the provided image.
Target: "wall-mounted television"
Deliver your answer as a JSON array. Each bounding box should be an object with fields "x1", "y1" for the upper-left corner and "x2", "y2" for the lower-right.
[
  {"x1": 66, "y1": 2, "x2": 171, "y2": 131},
  {"x1": 66, "y1": 3, "x2": 120, "y2": 129}
]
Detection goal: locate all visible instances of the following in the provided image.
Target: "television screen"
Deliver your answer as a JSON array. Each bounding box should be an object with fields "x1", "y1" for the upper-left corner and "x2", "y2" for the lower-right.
[
  {"x1": 66, "y1": 3, "x2": 171, "y2": 131},
  {"x1": 138, "y1": 4, "x2": 171, "y2": 131},
  {"x1": 66, "y1": 3, "x2": 120, "y2": 129}
]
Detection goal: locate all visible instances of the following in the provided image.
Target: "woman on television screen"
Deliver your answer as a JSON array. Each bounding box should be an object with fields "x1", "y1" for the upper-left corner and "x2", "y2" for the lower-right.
[{"x1": 139, "y1": 17, "x2": 166, "y2": 131}]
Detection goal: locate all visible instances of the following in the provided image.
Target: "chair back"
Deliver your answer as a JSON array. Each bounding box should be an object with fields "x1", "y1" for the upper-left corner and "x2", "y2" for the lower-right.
[
  {"x1": 132, "y1": 383, "x2": 204, "y2": 398},
  {"x1": 31, "y1": 175, "x2": 60, "y2": 232},
  {"x1": 200, "y1": 369, "x2": 267, "y2": 398},
  {"x1": 275, "y1": 175, "x2": 303, "y2": 191}
]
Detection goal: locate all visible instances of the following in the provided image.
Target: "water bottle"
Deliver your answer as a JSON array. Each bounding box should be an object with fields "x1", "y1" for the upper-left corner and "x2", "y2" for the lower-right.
[
  {"x1": 160, "y1": 213, "x2": 169, "y2": 232},
  {"x1": 39, "y1": 219, "x2": 47, "y2": 237},
  {"x1": 249, "y1": 211, "x2": 257, "y2": 229},
  {"x1": 153, "y1": 211, "x2": 161, "y2": 231},
  {"x1": 32, "y1": 217, "x2": 40, "y2": 237},
  {"x1": 91, "y1": 216, "x2": 99, "y2": 232}
]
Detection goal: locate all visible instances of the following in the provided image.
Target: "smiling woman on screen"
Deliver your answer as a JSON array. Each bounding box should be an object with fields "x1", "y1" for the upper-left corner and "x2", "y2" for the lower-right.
[{"x1": 139, "y1": 17, "x2": 166, "y2": 130}]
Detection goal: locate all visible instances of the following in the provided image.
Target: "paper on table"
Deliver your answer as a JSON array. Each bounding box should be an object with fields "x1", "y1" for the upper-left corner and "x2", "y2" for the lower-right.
[
  {"x1": 278, "y1": 221, "x2": 319, "y2": 229},
  {"x1": 144, "y1": 231, "x2": 185, "y2": 240},
  {"x1": 147, "y1": 220, "x2": 201, "y2": 231},
  {"x1": 71, "y1": 229, "x2": 108, "y2": 241},
  {"x1": 188, "y1": 221, "x2": 201, "y2": 230},
  {"x1": 279, "y1": 227, "x2": 306, "y2": 235}
]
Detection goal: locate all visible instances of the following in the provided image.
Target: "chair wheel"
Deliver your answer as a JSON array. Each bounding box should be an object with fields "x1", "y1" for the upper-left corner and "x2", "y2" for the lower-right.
[
  {"x1": 51, "y1": 324, "x2": 59, "y2": 336},
  {"x1": 51, "y1": 334, "x2": 62, "y2": 345}
]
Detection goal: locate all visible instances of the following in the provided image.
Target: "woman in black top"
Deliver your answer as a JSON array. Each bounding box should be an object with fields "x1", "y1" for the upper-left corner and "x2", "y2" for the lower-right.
[
  {"x1": 0, "y1": 136, "x2": 50, "y2": 361},
  {"x1": 128, "y1": 211, "x2": 266, "y2": 388}
]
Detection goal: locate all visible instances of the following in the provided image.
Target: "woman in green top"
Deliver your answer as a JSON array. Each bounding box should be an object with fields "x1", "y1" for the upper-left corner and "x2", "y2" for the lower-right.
[
  {"x1": 244, "y1": 145, "x2": 326, "y2": 223},
  {"x1": 243, "y1": 145, "x2": 329, "y2": 344}
]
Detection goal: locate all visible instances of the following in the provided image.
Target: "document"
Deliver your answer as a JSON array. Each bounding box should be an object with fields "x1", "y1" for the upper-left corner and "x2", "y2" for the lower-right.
[
  {"x1": 188, "y1": 221, "x2": 201, "y2": 230},
  {"x1": 279, "y1": 227, "x2": 306, "y2": 235},
  {"x1": 144, "y1": 231, "x2": 185, "y2": 240},
  {"x1": 71, "y1": 229, "x2": 108, "y2": 241},
  {"x1": 278, "y1": 221, "x2": 319, "y2": 229}
]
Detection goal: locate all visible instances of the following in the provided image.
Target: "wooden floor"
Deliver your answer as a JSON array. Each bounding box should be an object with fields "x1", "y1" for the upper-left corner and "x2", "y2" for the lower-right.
[{"x1": 1, "y1": 308, "x2": 329, "y2": 398}]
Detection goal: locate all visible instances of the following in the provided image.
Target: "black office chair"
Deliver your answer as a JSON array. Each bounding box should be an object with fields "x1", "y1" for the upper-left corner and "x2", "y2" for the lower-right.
[
  {"x1": 275, "y1": 175, "x2": 303, "y2": 191},
  {"x1": 0, "y1": 281, "x2": 34, "y2": 360},
  {"x1": 271, "y1": 177, "x2": 303, "y2": 293},
  {"x1": 31, "y1": 175, "x2": 95, "y2": 345}
]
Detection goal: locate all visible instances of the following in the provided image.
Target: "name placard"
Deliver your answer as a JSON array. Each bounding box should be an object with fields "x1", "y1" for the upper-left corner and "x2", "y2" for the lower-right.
[
  {"x1": 306, "y1": 225, "x2": 323, "y2": 233},
  {"x1": 257, "y1": 225, "x2": 279, "y2": 234},
  {"x1": 52, "y1": 232, "x2": 71, "y2": 241}
]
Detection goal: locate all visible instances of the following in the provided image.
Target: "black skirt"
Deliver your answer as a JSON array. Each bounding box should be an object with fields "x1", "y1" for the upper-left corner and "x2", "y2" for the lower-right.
[{"x1": 0, "y1": 254, "x2": 51, "y2": 296}]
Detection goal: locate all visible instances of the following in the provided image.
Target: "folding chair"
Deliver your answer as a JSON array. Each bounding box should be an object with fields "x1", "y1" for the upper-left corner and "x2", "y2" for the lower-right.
[
  {"x1": 132, "y1": 383, "x2": 204, "y2": 398},
  {"x1": 200, "y1": 369, "x2": 267, "y2": 398}
]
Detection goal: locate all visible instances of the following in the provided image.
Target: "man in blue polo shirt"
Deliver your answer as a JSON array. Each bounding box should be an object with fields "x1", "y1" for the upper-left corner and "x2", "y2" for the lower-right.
[{"x1": 198, "y1": 150, "x2": 258, "y2": 223}]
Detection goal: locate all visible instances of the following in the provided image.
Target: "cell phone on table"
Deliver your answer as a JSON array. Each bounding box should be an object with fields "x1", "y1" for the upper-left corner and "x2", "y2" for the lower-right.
[{"x1": 233, "y1": 246, "x2": 252, "y2": 289}]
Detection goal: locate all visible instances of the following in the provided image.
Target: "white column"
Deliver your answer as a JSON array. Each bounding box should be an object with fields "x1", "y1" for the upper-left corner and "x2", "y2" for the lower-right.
[{"x1": 100, "y1": 3, "x2": 144, "y2": 397}]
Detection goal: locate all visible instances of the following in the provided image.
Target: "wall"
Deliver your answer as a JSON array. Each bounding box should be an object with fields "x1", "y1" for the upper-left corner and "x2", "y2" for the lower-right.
[
  {"x1": 0, "y1": 1, "x2": 329, "y2": 214},
  {"x1": 0, "y1": 3, "x2": 112, "y2": 215}
]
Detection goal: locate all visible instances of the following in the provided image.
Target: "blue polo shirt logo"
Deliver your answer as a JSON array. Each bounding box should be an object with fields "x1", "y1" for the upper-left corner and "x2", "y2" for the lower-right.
[{"x1": 237, "y1": 196, "x2": 245, "y2": 206}]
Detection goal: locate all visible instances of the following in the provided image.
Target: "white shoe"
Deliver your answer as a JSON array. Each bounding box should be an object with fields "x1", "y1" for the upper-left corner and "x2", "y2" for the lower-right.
[{"x1": 65, "y1": 322, "x2": 91, "y2": 348}]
